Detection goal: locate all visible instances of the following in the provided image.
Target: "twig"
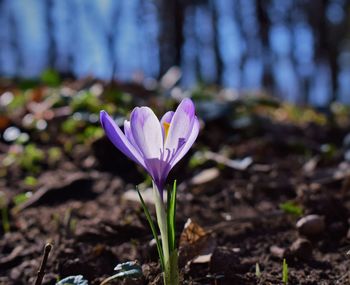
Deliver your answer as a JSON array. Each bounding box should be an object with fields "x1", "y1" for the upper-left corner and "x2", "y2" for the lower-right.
[
  {"x1": 34, "y1": 243, "x2": 52, "y2": 285},
  {"x1": 207, "y1": 210, "x2": 284, "y2": 232}
]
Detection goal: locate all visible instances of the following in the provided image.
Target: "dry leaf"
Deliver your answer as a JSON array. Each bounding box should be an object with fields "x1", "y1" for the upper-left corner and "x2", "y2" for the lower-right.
[
  {"x1": 179, "y1": 218, "x2": 207, "y2": 246},
  {"x1": 179, "y1": 218, "x2": 216, "y2": 267}
]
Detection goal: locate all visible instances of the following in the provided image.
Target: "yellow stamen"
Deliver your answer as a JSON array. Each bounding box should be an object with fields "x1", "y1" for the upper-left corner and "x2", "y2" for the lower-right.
[{"x1": 163, "y1": 122, "x2": 170, "y2": 139}]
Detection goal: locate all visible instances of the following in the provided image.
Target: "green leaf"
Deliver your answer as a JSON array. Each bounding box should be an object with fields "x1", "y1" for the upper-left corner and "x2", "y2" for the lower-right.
[
  {"x1": 70, "y1": 91, "x2": 101, "y2": 113},
  {"x1": 100, "y1": 261, "x2": 143, "y2": 285},
  {"x1": 255, "y1": 262, "x2": 261, "y2": 278},
  {"x1": 48, "y1": 147, "x2": 62, "y2": 164},
  {"x1": 56, "y1": 275, "x2": 88, "y2": 285},
  {"x1": 40, "y1": 69, "x2": 60, "y2": 86},
  {"x1": 282, "y1": 258, "x2": 288, "y2": 284},
  {"x1": 137, "y1": 188, "x2": 165, "y2": 271},
  {"x1": 114, "y1": 261, "x2": 141, "y2": 272},
  {"x1": 167, "y1": 180, "x2": 177, "y2": 252},
  {"x1": 24, "y1": 176, "x2": 38, "y2": 186},
  {"x1": 188, "y1": 151, "x2": 207, "y2": 169},
  {"x1": 13, "y1": 192, "x2": 32, "y2": 206},
  {"x1": 61, "y1": 118, "x2": 81, "y2": 134},
  {"x1": 20, "y1": 144, "x2": 45, "y2": 172},
  {"x1": 279, "y1": 201, "x2": 303, "y2": 217}
]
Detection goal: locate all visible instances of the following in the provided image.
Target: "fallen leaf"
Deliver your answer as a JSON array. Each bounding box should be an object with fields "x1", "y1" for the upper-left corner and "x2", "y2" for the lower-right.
[{"x1": 179, "y1": 219, "x2": 216, "y2": 267}]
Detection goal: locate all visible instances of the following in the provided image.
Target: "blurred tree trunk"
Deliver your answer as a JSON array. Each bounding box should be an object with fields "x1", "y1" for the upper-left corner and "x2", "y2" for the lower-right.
[
  {"x1": 46, "y1": 0, "x2": 55, "y2": 69},
  {"x1": 211, "y1": 0, "x2": 222, "y2": 84},
  {"x1": 157, "y1": 0, "x2": 183, "y2": 75}
]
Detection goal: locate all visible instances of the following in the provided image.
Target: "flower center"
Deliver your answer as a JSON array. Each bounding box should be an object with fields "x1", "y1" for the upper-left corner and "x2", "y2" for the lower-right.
[{"x1": 163, "y1": 122, "x2": 170, "y2": 140}]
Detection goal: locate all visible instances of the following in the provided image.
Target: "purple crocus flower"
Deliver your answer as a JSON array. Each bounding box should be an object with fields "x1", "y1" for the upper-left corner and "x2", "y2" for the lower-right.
[{"x1": 100, "y1": 98, "x2": 199, "y2": 197}]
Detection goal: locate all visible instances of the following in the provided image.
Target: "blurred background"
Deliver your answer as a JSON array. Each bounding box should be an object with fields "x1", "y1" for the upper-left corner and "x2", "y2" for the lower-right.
[
  {"x1": 1, "y1": 0, "x2": 350, "y2": 106},
  {"x1": 3, "y1": 2, "x2": 350, "y2": 284}
]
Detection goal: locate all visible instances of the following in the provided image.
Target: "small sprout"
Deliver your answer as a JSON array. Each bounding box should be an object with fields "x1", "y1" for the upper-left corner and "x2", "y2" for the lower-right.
[
  {"x1": 48, "y1": 147, "x2": 62, "y2": 165},
  {"x1": 279, "y1": 201, "x2": 303, "y2": 217},
  {"x1": 24, "y1": 176, "x2": 38, "y2": 187},
  {"x1": 282, "y1": 258, "x2": 288, "y2": 285},
  {"x1": 189, "y1": 151, "x2": 207, "y2": 169},
  {"x1": 69, "y1": 218, "x2": 78, "y2": 234},
  {"x1": 6, "y1": 92, "x2": 26, "y2": 112},
  {"x1": 114, "y1": 261, "x2": 141, "y2": 273},
  {"x1": 100, "y1": 261, "x2": 142, "y2": 285},
  {"x1": 56, "y1": 275, "x2": 88, "y2": 285},
  {"x1": 0, "y1": 192, "x2": 10, "y2": 233},
  {"x1": 11, "y1": 191, "x2": 33, "y2": 215},
  {"x1": 62, "y1": 118, "x2": 82, "y2": 135},
  {"x1": 13, "y1": 192, "x2": 32, "y2": 206},
  {"x1": 63, "y1": 208, "x2": 77, "y2": 236},
  {"x1": 20, "y1": 144, "x2": 45, "y2": 172},
  {"x1": 70, "y1": 91, "x2": 101, "y2": 113},
  {"x1": 255, "y1": 262, "x2": 261, "y2": 278},
  {"x1": 81, "y1": 126, "x2": 104, "y2": 142},
  {"x1": 64, "y1": 141, "x2": 73, "y2": 153}
]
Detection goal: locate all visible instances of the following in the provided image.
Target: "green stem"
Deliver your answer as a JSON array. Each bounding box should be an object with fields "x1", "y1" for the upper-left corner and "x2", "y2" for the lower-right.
[
  {"x1": 152, "y1": 182, "x2": 179, "y2": 285},
  {"x1": 152, "y1": 183, "x2": 170, "y2": 280},
  {"x1": 137, "y1": 187, "x2": 165, "y2": 270}
]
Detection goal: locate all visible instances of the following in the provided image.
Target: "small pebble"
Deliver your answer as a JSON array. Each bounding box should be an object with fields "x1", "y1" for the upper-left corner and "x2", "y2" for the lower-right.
[
  {"x1": 270, "y1": 245, "x2": 286, "y2": 258},
  {"x1": 296, "y1": 215, "x2": 325, "y2": 237},
  {"x1": 289, "y1": 238, "x2": 313, "y2": 260},
  {"x1": 190, "y1": 168, "x2": 220, "y2": 185}
]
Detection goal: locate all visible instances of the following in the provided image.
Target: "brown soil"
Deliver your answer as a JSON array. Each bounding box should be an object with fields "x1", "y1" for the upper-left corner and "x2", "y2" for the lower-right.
[{"x1": 1, "y1": 114, "x2": 350, "y2": 285}]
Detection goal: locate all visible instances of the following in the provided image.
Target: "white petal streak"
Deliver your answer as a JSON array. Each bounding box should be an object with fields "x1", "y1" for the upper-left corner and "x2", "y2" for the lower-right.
[
  {"x1": 124, "y1": 120, "x2": 142, "y2": 155},
  {"x1": 165, "y1": 98, "x2": 195, "y2": 152},
  {"x1": 171, "y1": 116, "x2": 200, "y2": 166},
  {"x1": 130, "y1": 107, "x2": 163, "y2": 159}
]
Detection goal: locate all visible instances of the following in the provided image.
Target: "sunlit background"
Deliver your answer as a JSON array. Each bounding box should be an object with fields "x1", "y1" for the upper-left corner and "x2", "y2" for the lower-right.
[{"x1": 1, "y1": 0, "x2": 350, "y2": 105}]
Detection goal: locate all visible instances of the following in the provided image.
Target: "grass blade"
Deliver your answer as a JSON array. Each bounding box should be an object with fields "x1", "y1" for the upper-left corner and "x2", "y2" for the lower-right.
[
  {"x1": 282, "y1": 258, "x2": 288, "y2": 284},
  {"x1": 167, "y1": 180, "x2": 177, "y2": 252},
  {"x1": 137, "y1": 188, "x2": 165, "y2": 271}
]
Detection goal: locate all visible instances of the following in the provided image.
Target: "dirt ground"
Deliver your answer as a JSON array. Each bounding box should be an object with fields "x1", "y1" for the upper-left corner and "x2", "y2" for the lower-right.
[{"x1": 1, "y1": 89, "x2": 350, "y2": 284}]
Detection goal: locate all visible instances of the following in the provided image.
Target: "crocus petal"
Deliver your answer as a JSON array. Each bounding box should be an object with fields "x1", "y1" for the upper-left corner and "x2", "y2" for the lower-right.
[
  {"x1": 144, "y1": 158, "x2": 171, "y2": 193},
  {"x1": 130, "y1": 107, "x2": 163, "y2": 160},
  {"x1": 170, "y1": 116, "x2": 200, "y2": 167},
  {"x1": 165, "y1": 98, "x2": 195, "y2": 152},
  {"x1": 100, "y1": 111, "x2": 145, "y2": 168},
  {"x1": 100, "y1": 99, "x2": 200, "y2": 197},
  {"x1": 160, "y1": 111, "x2": 174, "y2": 125},
  {"x1": 124, "y1": 120, "x2": 142, "y2": 155},
  {"x1": 160, "y1": 111, "x2": 174, "y2": 141}
]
